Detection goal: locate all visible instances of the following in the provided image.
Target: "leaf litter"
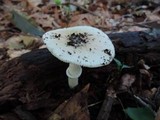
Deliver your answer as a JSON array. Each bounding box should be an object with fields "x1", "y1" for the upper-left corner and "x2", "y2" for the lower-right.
[{"x1": 0, "y1": 0, "x2": 160, "y2": 120}]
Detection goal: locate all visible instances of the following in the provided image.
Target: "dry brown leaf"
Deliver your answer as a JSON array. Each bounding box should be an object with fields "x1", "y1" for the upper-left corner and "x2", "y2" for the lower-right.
[
  {"x1": 128, "y1": 26, "x2": 149, "y2": 32},
  {"x1": 6, "y1": 36, "x2": 25, "y2": 50},
  {"x1": 139, "y1": 68, "x2": 152, "y2": 85},
  {"x1": 147, "y1": 14, "x2": 160, "y2": 22},
  {"x1": 138, "y1": 59, "x2": 150, "y2": 70},
  {"x1": 6, "y1": 35, "x2": 39, "y2": 50},
  {"x1": 69, "y1": 14, "x2": 100, "y2": 26},
  {"x1": 141, "y1": 88, "x2": 157, "y2": 99},
  {"x1": 49, "y1": 84, "x2": 90, "y2": 120},
  {"x1": 120, "y1": 74, "x2": 136, "y2": 90},
  {"x1": 141, "y1": 90, "x2": 153, "y2": 99},
  {"x1": 30, "y1": 13, "x2": 55, "y2": 29},
  {"x1": 7, "y1": 49, "x2": 31, "y2": 59},
  {"x1": 146, "y1": 7, "x2": 160, "y2": 22},
  {"x1": 155, "y1": 107, "x2": 160, "y2": 120},
  {"x1": 27, "y1": 0, "x2": 42, "y2": 7},
  {"x1": 0, "y1": 11, "x2": 11, "y2": 30}
]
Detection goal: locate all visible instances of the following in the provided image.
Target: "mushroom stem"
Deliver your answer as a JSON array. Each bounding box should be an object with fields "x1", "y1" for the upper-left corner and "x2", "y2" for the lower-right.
[{"x1": 66, "y1": 63, "x2": 82, "y2": 88}]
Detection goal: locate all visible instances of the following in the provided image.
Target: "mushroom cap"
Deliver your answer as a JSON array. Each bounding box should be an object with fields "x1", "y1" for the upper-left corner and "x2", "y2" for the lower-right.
[{"x1": 43, "y1": 26, "x2": 115, "y2": 68}]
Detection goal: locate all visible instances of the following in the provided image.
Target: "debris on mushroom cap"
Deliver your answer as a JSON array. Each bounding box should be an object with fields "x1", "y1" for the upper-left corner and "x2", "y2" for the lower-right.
[{"x1": 42, "y1": 26, "x2": 115, "y2": 68}]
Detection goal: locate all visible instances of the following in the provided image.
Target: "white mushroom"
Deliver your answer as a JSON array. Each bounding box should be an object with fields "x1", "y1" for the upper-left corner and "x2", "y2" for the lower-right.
[{"x1": 42, "y1": 26, "x2": 115, "y2": 88}]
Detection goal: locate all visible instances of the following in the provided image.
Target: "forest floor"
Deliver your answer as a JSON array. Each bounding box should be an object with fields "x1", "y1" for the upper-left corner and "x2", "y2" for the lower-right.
[{"x1": 0, "y1": 0, "x2": 160, "y2": 120}]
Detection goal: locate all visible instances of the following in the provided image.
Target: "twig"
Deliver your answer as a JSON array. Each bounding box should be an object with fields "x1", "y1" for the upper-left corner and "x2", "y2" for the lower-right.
[
  {"x1": 96, "y1": 87, "x2": 116, "y2": 120},
  {"x1": 0, "y1": 28, "x2": 12, "y2": 32},
  {"x1": 92, "y1": 25, "x2": 111, "y2": 30},
  {"x1": 134, "y1": 95, "x2": 156, "y2": 116},
  {"x1": 96, "y1": 96, "x2": 115, "y2": 120},
  {"x1": 88, "y1": 101, "x2": 103, "y2": 108},
  {"x1": 52, "y1": 19, "x2": 61, "y2": 29},
  {"x1": 62, "y1": 2, "x2": 101, "y2": 17},
  {"x1": 135, "y1": 20, "x2": 160, "y2": 28}
]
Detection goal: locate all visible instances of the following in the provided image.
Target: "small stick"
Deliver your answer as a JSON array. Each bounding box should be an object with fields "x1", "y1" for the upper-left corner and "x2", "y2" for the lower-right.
[
  {"x1": 62, "y1": 2, "x2": 101, "y2": 17},
  {"x1": 96, "y1": 87, "x2": 116, "y2": 120}
]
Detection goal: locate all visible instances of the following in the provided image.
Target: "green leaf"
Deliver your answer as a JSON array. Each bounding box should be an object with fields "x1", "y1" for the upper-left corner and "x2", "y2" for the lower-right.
[
  {"x1": 11, "y1": 10, "x2": 45, "y2": 36},
  {"x1": 54, "y1": 0, "x2": 62, "y2": 6},
  {"x1": 114, "y1": 58, "x2": 131, "y2": 71},
  {"x1": 114, "y1": 58, "x2": 122, "y2": 70},
  {"x1": 124, "y1": 107, "x2": 155, "y2": 120}
]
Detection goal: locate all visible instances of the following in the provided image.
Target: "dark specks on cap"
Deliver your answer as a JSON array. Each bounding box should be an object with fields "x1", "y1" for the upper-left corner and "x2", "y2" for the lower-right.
[
  {"x1": 55, "y1": 34, "x2": 61, "y2": 38},
  {"x1": 43, "y1": 26, "x2": 115, "y2": 67},
  {"x1": 68, "y1": 51, "x2": 72, "y2": 55},
  {"x1": 44, "y1": 37, "x2": 49, "y2": 40},
  {"x1": 85, "y1": 60, "x2": 88, "y2": 62},
  {"x1": 67, "y1": 32, "x2": 89, "y2": 48},
  {"x1": 102, "y1": 63, "x2": 106, "y2": 65},
  {"x1": 104, "y1": 49, "x2": 111, "y2": 56},
  {"x1": 50, "y1": 34, "x2": 61, "y2": 40},
  {"x1": 81, "y1": 56, "x2": 89, "y2": 63}
]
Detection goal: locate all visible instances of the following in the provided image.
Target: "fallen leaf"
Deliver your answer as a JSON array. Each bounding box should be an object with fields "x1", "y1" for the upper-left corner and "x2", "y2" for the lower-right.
[
  {"x1": 69, "y1": 14, "x2": 99, "y2": 26},
  {"x1": 147, "y1": 14, "x2": 160, "y2": 21},
  {"x1": 120, "y1": 73, "x2": 136, "y2": 90},
  {"x1": 138, "y1": 59, "x2": 150, "y2": 70},
  {"x1": 6, "y1": 36, "x2": 25, "y2": 50},
  {"x1": 141, "y1": 90, "x2": 154, "y2": 99},
  {"x1": 11, "y1": 10, "x2": 45, "y2": 36},
  {"x1": 30, "y1": 13, "x2": 55, "y2": 29},
  {"x1": 146, "y1": 8, "x2": 160, "y2": 22},
  {"x1": 128, "y1": 26, "x2": 149, "y2": 32},
  {"x1": 6, "y1": 35, "x2": 39, "y2": 50},
  {"x1": 27, "y1": 0, "x2": 42, "y2": 7},
  {"x1": 20, "y1": 35, "x2": 36, "y2": 47},
  {"x1": 7, "y1": 49, "x2": 31, "y2": 59},
  {"x1": 49, "y1": 84, "x2": 90, "y2": 120},
  {"x1": 155, "y1": 107, "x2": 160, "y2": 120},
  {"x1": 124, "y1": 107, "x2": 155, "y2": 120}
]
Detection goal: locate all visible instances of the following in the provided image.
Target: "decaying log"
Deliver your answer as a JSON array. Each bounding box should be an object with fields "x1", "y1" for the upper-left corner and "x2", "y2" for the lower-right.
[
  {"x1": 108, "y1": 30, "x2": 160, "y2": 65},
  {"x1": 0, "y1": 30, "x2": 160, "y2": 119}
]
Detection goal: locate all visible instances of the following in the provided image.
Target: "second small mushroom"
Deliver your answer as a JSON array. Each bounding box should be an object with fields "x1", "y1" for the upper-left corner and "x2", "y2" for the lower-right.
[{"x1": 42, "y1": 26, "x2": 115, "y2": 88}]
